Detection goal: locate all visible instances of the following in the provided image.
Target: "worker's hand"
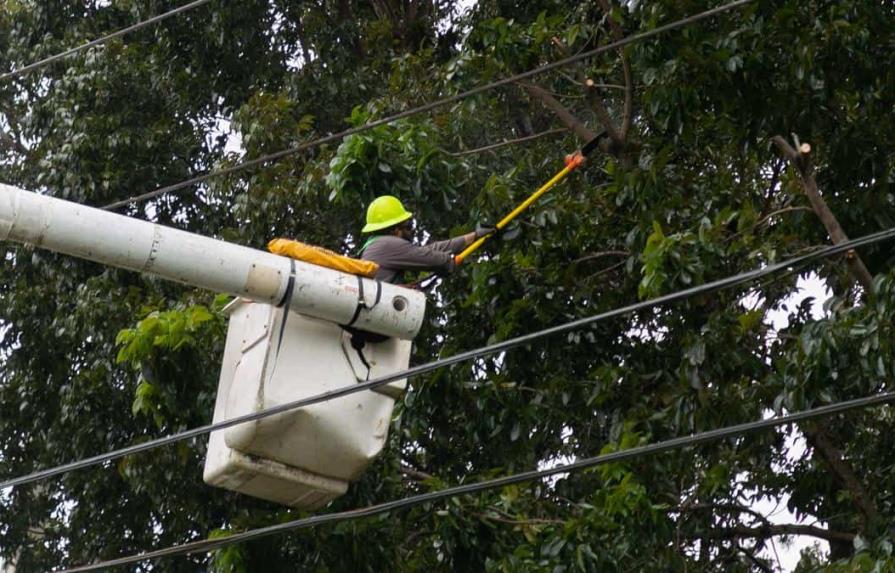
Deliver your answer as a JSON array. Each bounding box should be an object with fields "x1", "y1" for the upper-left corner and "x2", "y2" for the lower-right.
[{"x1": 474, "y1": 223, "x2": 498, "y2": 239}]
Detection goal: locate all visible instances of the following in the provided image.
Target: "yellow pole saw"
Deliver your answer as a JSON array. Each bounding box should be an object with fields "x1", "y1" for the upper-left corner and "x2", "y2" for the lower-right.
[{"x1": 454, "y1": 133, "x2": 605, "y2": 266}]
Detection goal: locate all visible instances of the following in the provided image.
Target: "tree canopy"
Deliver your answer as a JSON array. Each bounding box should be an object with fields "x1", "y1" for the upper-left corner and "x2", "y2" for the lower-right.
[{"x1": 1, "y1": 0, "x2": 894, "y2": 571}]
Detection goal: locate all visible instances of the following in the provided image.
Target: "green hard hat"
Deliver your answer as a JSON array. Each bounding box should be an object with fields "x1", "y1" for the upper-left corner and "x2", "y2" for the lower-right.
[{"x1": 362, "y1": 195, "x2": 413, "y2": 233}]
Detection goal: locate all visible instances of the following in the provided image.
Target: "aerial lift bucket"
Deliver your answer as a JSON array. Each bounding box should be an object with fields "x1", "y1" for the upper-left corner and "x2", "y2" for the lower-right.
[
  {"x1": 203, "y1": 297, "x2": 417, "y2": 509},
  {"x1": 0, "y1": 183, "x2": 426, "y2": 509}
]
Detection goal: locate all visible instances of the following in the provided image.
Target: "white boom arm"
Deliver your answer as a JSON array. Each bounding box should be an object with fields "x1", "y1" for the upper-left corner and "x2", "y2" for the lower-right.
[{"x1": 0, "y1": 184, "x2": 424, "y2": 340}]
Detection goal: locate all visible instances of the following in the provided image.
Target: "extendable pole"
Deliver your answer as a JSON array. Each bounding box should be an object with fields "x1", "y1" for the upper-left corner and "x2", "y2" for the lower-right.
[{"x1": 454, "y1": 134, "x2": 603, "y2": 264}]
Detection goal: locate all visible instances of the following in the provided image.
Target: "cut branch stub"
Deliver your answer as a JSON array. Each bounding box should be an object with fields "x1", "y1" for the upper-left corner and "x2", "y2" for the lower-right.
[
  {"x1": 771, "y1": 135, "x2": 875, "y2": 292},
  {"x1": 584, "y1": 78, "x2": 623, "y2": 147}
]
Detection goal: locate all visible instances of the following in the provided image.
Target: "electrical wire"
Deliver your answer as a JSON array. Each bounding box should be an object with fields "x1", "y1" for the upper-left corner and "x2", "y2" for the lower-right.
[
  {"x1": 3, "y1": 226, "x2": 893, "y2": 493},
  {"x1": 0, "y1": 0, "x2": 215, "y2": 83},
  {"x1": 55, "y1": 390, "x2": 895, "y2": 572},
  {"x1": 99, "y1": 0, "x2": 754, "y2": 210}
]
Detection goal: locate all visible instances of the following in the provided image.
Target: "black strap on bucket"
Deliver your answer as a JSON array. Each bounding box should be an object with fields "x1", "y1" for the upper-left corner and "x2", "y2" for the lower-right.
[
  {"x1": 341, "y1": 275, "x2": 387, "y2": 380},
  {"x1": 273, "y1": 259, "x2": 296, "y2": 358},
  {"x1": 345, "y1": 274, "x2": 382, "y2": 327}
]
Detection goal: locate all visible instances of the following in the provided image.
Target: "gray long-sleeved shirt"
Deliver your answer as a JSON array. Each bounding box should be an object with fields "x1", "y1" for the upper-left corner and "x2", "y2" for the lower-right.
[{"x1": 360, "y1": 235, "x2": 468, "y2": 284}]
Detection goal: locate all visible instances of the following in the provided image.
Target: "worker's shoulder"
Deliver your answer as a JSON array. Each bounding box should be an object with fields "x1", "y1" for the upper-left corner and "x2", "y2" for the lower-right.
[{"x1": 364, "y1": 235, "x2": 411, "y2": 252}]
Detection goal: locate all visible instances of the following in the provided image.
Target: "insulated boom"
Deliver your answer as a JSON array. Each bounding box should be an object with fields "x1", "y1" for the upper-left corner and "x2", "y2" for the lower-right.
[{"x1": 0, "y1": 184, "x2": 424, "y2": 339}]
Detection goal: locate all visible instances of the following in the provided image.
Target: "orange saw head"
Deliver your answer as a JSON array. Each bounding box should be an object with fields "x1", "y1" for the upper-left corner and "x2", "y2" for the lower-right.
[{"x1": 564, "y1": 131, "x2": 608, "y2": 169}]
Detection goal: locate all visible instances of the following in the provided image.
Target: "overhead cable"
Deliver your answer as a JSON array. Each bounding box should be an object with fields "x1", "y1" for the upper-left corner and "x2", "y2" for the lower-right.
[
  {"x1": 55, "y1": 390, "x2": 895, "y2": 572},
  {"x1": 0, "y1": 0, "x2": 214, "y2": 83},
  {"x1": 4, "y1": 225, "x2": 893, "y2": 493},
  {"x1": 100, "y1": 0, "x2": 753, "y2": 210}
]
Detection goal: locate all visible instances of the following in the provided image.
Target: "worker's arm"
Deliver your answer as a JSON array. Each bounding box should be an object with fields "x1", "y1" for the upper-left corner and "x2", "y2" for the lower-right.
[
  {"x1": 427, "y1": 232, "x2": 478, "y2": 254},
  {"x1": 363, "y1": 236, "x2": 457, "y2": 273}
]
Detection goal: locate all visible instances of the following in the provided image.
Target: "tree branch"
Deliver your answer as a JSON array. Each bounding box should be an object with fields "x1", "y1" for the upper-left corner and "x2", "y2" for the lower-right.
[
  {"x1": 293, "y1": 11, "x2": 313, "y2": 65},
  {"x1": 677, "y1": 502, "x2": 771, "y2": 526},
  {"x1": 724, "y1": 206, "x2": 814, "y2": 243},
  {"x1": 678, "y1": 502, "x2": 855, "y2": 549},
  {"x1": 589, "y1": 83, "x2": 627, "y2": 91},
  {"x1": 521, "y1": 82, "x2": 597, "y2": 143},
  {"x1": 596, "y1": 0, "x2": 633, "y2": 138},
  {"x1": 400, "y1": 465, "x2": 434, "y2": 482},
  {"x1": 584, "y1": 78, "x2": 623, "y2": 146},
  {"x1": 557, "y1": 71, "x2": 625, "y2": 91},
  {"x1": 770, "y1": 137, "x2": 880, "y2": 529},
  {"x1": 546, "y1": 34, "x2": 628, "y2": 159},
  {"x1": 581, "y1": 260, "x2": 626, "y2": 283},
  {"x1": 752, "y1": 206, "x2": 814, "y2": 229},
  {"x1": 737, "y1": 543, "x2": 773, "y2": 573},
  {"x1": 695, "y1": 523, "x2": 855, "y2": 544},
  {"x1": 803, "y1": 423, "x2": 879, "y2": 527},
  {"x1": 771, "y1": 135, "x2": 875, "y2": 292},
  {"x1": 0, "y1": 126, "x2": 27, "y2": 156},
  {"x1": 759, "y1": 158, "x2": 784, "y2": 216},
  {"x1": 570, "y1": 250, "x2": 629, "y2": 264},
  {"x1": 442, "y1": 128, "x2": 568, "y2": 157},
  {"x1": 474, "y1": 512, "x2": 564, "y2": 526}
]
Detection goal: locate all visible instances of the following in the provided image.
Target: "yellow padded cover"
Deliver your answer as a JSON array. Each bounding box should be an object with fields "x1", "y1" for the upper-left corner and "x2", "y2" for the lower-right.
[{"x1": 268, "y1": 238, "x2": 379, "y2": 278}]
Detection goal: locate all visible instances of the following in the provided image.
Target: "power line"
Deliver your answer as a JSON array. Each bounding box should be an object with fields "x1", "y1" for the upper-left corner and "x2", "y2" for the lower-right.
[
  {"x1": 56, "y1": 390, "x2": 895, "y2": 572},
  {"x1": 4, "y1": 226, "x2": 893, "y2": 492},
  {"x1": 0, "y1": 0, "x2": 214, "y2": 83},
  {"x1": 100, "y1": 0, "x2": 753, "y2": 210}
]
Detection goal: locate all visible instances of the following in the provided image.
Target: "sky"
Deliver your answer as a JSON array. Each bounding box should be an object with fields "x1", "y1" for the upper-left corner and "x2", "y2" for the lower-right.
[{"x1": 754, "y1": 273, "x2": 832, "y2": 571}]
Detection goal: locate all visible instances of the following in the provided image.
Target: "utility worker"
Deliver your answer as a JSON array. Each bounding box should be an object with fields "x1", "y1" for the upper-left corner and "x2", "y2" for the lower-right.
[{"x1": 359, "y1": 195, "x2": 491, "y2": 284}]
